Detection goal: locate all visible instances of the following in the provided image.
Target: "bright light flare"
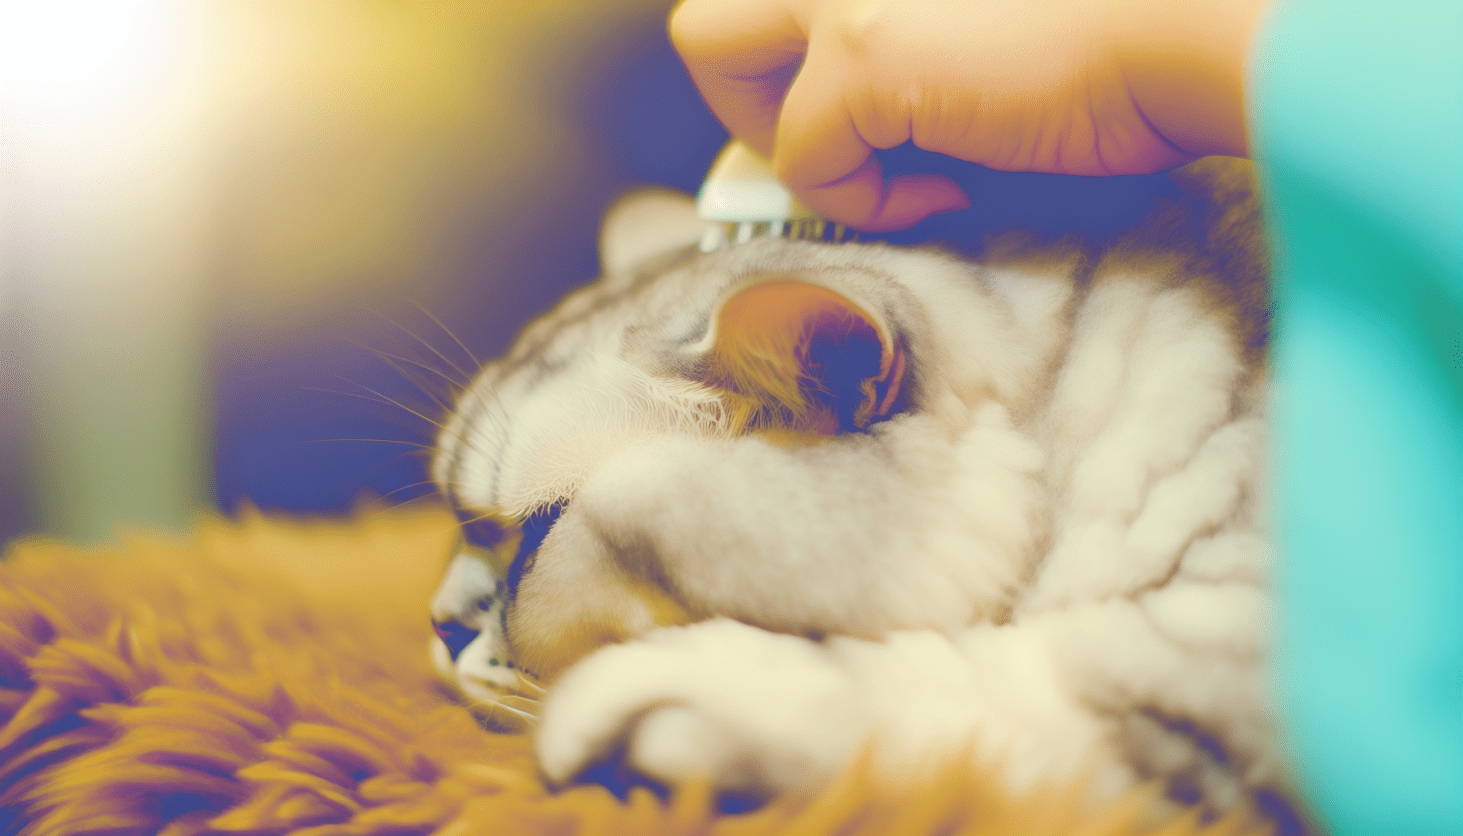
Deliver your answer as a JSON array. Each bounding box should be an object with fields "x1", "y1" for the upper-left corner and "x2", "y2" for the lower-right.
[
  {"x1": 0, "y1": 0, "x2": 214, "y2": 543},
  {"x1": 0, "y1": 0, "x2": 192, "y2": 119}
]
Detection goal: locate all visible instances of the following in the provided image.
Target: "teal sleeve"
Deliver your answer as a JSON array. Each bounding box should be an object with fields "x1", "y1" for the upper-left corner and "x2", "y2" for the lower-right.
[{"x1": 1249, "y1": 3, "x2": 1463, "y2": 833}]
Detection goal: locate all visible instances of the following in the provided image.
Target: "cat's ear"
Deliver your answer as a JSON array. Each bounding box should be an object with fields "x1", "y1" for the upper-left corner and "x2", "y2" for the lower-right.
[
  {"x1": 703, "y1": 279, "x2": 906, "y2": 435},
  {"x1": 599, "y1": 188, "x2": 713, "y2": 274}
]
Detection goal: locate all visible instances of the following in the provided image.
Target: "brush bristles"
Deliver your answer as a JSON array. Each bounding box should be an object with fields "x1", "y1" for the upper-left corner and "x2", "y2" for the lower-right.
[{"x1": 699, "y1": 220, "x2": 855, "y2": 253}]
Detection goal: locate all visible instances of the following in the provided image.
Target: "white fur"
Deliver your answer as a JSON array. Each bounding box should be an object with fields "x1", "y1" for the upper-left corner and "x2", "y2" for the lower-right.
[
  {"x1": 432, "y1": 182, "x2": 1274, "y2": 813},
  {"x1": 599, "y1": 188, "x2": 719, "y2": 276},
  {"x1": 565, "y1": 404, "x2": 1043, "y2": 638},
  {"x1": 430, "y1": 552, "x2": 520, "y2": 703}
]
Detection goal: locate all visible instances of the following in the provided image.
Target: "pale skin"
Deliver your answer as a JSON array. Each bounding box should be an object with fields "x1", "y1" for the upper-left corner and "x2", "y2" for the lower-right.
[{"x1": 671, "y1": 0, "x2": 1273, "y2": 231}]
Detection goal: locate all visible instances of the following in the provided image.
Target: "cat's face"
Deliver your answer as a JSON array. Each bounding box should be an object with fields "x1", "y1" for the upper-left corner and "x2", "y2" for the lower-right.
[{"x1": 431, "y1": 191, "x2": 1056, "y2": 697}]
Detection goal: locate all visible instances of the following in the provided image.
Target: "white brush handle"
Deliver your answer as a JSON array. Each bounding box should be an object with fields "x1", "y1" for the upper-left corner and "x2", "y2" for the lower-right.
[{"x1": 695, "y1": 142, "x2": 821, "y2": 224}]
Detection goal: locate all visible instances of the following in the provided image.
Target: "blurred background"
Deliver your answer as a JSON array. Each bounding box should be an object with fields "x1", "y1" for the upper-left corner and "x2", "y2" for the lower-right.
[
  {"x1": 0, "y1": 0, "x2": 1178, "y2": 548},
  {"x1": 1, "y1": 0, "x2": 729, "y2": 546}
]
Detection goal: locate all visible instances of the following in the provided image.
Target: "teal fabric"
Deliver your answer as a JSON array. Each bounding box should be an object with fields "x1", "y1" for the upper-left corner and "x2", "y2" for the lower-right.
[{"x1": 1250, "y1": 2, "x2": 1463, "y2": 833}]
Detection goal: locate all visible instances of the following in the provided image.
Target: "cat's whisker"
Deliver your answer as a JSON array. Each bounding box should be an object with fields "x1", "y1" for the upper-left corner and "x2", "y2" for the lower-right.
[
  {"x1": 379, "y1": 479, "x2": 448, "y2": 505},
  {"x1": 411, "y1": 301, "x2": 482, "y2": 370},
  {"x1": 301, "y1": 385, "x2": 408, "y2": 409},
  {"x1": 490, "y1": 701, "x2": 540, "y2": 727},
  {"x1": 311, "y1": 380, "x2": 471, "y2": 456},
  {"x1": 318, "y1": 373, "x2": 502, "y2": 476},
  {"x1": 312, "y1": 449, "x2": 437, "y2": 508},
  {"x1": 303, "y1": 386, "x2": 461, "y2": 468},
  {"x1": 348, "y1": 340, "x2": 460, "y2": 412},
  {"x1": 327, "y1": 376, "x2": 450, "y2": 431},
  {"x1": 513, "y1": 671, "x2": 548, "y2": 696},
  {"x1": 299, "y1": 383, "x2": 453, "y2": 440},
  {"x1": 293, "y1": 384, "x2": 447, "y2": 505},
  {"x1": 381, "y1": 477, "x2": 442, "y2": 494},
  {"x1": 498, "y1": 693, "x2": 541, "y2": 712},
  {"x1": 456, "y1": 509, "x2": 505, "y2": 529},
  {"x1": 383, "y1": 491, "x2": 449, "y2": 511},
  {"x1": 326, "y1": 376, "x2": 492, "y2": 465},
  {"x1": 405, "y1": 303, "x2": 519, "y2": 438},
  {"x1": 302, "y1": 438, "x2": 438, "y2": 451},
  {"x1": 348, "y1": 338, "x2": 467, "y2": 392},
  {"x1": 371, "y1": 309, "x2": 478, "y2": 388},
  {"x1": 434, "y1": 479, "x2": 477, "y2": 499}
]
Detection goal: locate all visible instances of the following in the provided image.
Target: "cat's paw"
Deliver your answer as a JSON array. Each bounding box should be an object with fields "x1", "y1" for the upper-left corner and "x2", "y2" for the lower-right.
[{"x1": 536, "y1": 618, "x2": 867, "y2": 797}]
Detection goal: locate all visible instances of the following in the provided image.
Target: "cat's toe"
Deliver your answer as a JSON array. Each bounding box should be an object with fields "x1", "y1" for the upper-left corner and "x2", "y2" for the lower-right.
[
  {"x1": 534, "y1": 644, "x2": 656, "y2": 785},
  {"x1": 630, "y1": 705, "x2": 755, "y2": 791},
  {"x1": 535, "y1": 635, "x2": 724, "y2": 786},
  {"x1": 536, "y1": 618, "x2": 867, "y2": 796}
]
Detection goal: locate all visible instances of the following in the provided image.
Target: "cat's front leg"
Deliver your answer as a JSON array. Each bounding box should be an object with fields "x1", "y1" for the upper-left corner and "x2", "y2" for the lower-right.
[
  {"x1": 536, "y1": 617, "x2": 870, "y2": 796},
  {"x1": 830, "y1": 624, "x2": 1135, "y2": 800},
  {"x1": 536, "y1": 617, "x2": 1131, "y2": 801}
]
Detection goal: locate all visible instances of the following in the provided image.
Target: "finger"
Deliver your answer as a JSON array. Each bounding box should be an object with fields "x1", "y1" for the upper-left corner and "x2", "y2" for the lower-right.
[
  {"x1": 770, "y1": 41, "x2": 901, "y2": 196},
  {"x1": 773, "y1": 45, "x2": 966, "y2": 231},
  {"x1": 799, "y1": 164, "x2": 971, "y2": 233},
  {"x1": 771, "y1": 35, "x2": 934, "y2": 200},
  {"x1": 871, "y1": 174, "x2": 972, "y2": 231},
  {"x1": 670, "y1": 0, "x2": 808, "y2": 157}
]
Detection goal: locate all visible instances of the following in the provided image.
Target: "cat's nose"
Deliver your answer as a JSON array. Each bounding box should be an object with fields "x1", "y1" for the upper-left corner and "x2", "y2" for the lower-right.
[{"x1": 433, "y1": 619, "x2": 481, "y2": 661}]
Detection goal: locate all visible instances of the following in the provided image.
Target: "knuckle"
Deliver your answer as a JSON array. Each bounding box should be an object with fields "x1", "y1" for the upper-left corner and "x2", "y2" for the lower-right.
[
  {"x1": 667, "y1": 0, "x2": 724, "y2": 53},
  {"x1": 770, "y1": 152, "x2": 801, "y2": 185},
  {"x1": 831, "y1": 0, "x2": 892, "y2": 57},
  {"x1": 666, "y1": 2, "x2": 699, "y2": 50}
]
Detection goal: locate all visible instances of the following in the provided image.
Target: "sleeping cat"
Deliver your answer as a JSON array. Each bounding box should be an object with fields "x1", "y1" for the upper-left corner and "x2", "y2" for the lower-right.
[{"x1": 428, "y1": 159, "x2": 1277, "y2": 817}]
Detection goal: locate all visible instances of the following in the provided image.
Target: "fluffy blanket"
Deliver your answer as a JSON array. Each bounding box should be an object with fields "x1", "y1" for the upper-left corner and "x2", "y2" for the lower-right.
[{"x1": 0, "y1": 507, "x2": 1266, "y2": 835}]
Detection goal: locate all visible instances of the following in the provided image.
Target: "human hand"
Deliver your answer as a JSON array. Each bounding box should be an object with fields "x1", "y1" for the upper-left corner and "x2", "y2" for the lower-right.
[{"x1": 671, "y1": 0, "x2": 1270, "y2": 231}]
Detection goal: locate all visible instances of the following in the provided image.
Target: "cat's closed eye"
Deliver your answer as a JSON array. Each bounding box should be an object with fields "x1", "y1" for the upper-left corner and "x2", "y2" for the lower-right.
[
  {"x1": 504, "y1": 504, "x2": 561, "y2": 601},
  {"x1": 453, "y1": 507, "x2": 508, "y2": 552}
]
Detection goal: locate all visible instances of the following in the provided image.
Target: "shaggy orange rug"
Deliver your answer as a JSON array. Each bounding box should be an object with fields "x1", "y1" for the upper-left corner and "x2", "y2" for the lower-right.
[{"x1": 0, "y1": 506, "x2": 1270, "y2": 836}]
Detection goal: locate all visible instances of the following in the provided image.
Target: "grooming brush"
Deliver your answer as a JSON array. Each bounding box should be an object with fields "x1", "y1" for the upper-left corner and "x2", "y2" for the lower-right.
[{"x1": 696, "y1": 141, "x2": 856, "y2": 252}]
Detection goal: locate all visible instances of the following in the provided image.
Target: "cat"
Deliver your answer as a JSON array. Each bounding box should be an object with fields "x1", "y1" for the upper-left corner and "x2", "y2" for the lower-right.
[{"x1": 428, "y1": 158, "x2": 1278, "y2": 818}]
